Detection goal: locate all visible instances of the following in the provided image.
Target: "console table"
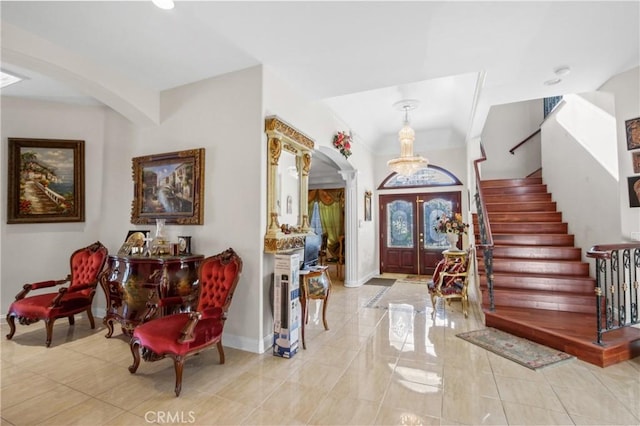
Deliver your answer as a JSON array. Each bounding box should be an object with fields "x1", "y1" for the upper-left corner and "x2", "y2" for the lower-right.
[
  {"x1": 299, "y1": 267, "x2": 332, "y2": 349},
  {"x1": 100, "y1": 254, "x2": 204, "y2": 337}
]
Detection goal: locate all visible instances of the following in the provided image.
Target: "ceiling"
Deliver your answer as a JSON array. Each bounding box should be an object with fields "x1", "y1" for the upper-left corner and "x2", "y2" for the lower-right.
[{"x1": 1, "y1": 1, "x2": 639, "y2": 157}]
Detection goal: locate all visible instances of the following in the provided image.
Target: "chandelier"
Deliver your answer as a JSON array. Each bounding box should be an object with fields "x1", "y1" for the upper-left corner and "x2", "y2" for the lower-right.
[{"x1": 387, "y1": 100, "x2": 428, "y2": 176}]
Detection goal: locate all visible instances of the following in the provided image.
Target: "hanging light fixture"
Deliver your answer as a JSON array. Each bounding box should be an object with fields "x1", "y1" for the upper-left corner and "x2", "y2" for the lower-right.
[{"x1": 387, "y1": 99, "x2": 429, "y2": 176}]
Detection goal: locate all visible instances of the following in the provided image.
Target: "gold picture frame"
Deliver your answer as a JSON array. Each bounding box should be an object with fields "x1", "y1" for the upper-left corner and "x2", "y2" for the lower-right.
[
  {"x1": 130, "y1": 148, "x2": 205, "y2": 225},
  {"x1": 626, "y1": 117, "x2": 640, "y2": 150},
  {"x1": 7, "y1": 138, "x2": 85, "y2": 224}
]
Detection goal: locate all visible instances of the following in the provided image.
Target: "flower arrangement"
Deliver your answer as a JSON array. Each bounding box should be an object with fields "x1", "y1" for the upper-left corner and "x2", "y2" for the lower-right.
[
  {"x1": 333, "y1": 131, "x2": 352, "y2": 159},
  {"x1": 434, "y1": 213, "x2": 469, "y2": 235}
]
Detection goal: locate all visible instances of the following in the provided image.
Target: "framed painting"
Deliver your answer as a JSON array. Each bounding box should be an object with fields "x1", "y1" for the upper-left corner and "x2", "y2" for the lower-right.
[
  {"x1": 364, "y1": 190, "x2": 372, "y2": 221},
  {"x1": 628, "y1": 176, "x2": 640, "y2": 208},
  {"x1": 131, "y1": 148, "x2": 205, "y2": 225},
  {"x1": 626, "y1": 117, "x2": 640, "y2": 150},
  {"x1": 633, "y1": 152, "x2": 640, "y2": 174},
  {"x1": 7, "y1": 138, "x2": 85, "y2": 224}
]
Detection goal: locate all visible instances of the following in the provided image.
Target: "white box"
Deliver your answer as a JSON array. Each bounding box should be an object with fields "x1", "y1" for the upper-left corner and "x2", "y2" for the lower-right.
[{"x1": 273, "y1": 253, "x2": 301, "y2": 358}]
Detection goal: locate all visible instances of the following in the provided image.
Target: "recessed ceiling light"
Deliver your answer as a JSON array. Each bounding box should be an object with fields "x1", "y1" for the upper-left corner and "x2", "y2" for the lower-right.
[
  {"x1": 152, "y1": 0, "x2": 174, "y2": 10},
  {"x1": 544, "y1": 78, "x2": 562, "y2": 86},
  {"x1": 554, "y1": 66, "x2": 571, "y2": 76},
  {"x1": 0, "y1": 70, "x2": 23, "y2": 88}
]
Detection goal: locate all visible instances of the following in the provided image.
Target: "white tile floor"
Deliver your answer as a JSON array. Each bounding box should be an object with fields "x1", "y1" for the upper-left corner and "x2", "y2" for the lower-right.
[{"x1": 2, "y1": 274, "x2": 639, "y2": 425}]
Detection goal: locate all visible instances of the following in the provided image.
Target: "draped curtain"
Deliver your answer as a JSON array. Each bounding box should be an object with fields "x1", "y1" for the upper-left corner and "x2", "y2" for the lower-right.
[{"x1": 309, "y1": 189, "x2": 344, "y2": 257}]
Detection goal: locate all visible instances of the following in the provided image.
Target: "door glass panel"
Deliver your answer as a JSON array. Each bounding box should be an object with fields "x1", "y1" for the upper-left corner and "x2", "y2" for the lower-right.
[
  {"x1": 387, "y1": 200, "x2": 414, "y2": 248},
  {"x1": 423, "y1": 198, "x2": 453, "y2": 249}
]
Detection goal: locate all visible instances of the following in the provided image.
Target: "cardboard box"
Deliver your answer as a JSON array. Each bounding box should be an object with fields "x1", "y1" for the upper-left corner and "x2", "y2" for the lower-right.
[{"x1": 273, "y1": 253, "x2": 301, "y2": 358}]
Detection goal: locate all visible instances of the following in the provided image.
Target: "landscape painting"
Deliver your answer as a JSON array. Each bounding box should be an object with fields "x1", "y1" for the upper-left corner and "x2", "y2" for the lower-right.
[{"x1": 7, "y1": 138, "x2": 85, "y2": 224}]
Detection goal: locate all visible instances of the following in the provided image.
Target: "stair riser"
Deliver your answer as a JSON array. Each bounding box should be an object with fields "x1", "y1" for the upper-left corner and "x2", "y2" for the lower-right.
[
  {"x1": 483, "y1": 212, "x2": 562, "y2": 222},
  {"x1": 481, "y1": 292, "x2": 595, "y2": 314},
  {"x1": 486, "y1": 202, "x2": 557, "y2": 212},
  {"x1": 479, "y1": 275, "x2": 594, "y2": 293},
  {"x1": 483, "y1": 193, "x2": 552, "y2": 203},
  {"x1": 492, "y1": 234, "x2": 574, "y2": 246},
  {"x1": 474, "y1": 222, "x2": 568, "y2": 234},
  {"x1": 476, "y1": 246, "x2": 582, "y2": 260},
  {"x1": 480, "y1": 178, "x2": 542, "y2": 188},
  {"x1": 481, "y1": 185, "x2": 547, "y2": 195},
  {"x1": 478, "y1": 261, "x2": 589, "y2": 276}
]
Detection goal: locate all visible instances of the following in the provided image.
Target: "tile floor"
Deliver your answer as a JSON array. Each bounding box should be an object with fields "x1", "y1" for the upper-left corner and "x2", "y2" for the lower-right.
[{"x1": 1, "y1": 273, "x2": 639, "y2": 425}]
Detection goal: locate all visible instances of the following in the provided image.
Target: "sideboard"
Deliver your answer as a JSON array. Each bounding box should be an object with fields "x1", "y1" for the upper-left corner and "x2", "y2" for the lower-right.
[{"x1": 100, "y1": 254, "x2": 204, "y2": 337}]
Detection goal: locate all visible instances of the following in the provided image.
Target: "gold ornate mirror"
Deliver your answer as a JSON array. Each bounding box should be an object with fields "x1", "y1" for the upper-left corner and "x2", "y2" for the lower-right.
[{"x1": 264, "y1": 116, "x2": 315, "y2": 253}]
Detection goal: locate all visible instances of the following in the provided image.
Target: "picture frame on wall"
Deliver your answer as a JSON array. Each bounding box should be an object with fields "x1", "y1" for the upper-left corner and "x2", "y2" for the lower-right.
[
  {"x1": 633, "y1": 152, "x2": 640, "y2": 174},
  {"x1": 364, "y1": 190, "x2": 372, "y2": 221},
  {"x1": 7, "y1": 138, "x2": 85, "y2": 224},
  {"x1": 627, "y1": 176, "x2": 640, "y2": 208},
  {"x1": 131, "y1": 148, "x2": 205, "y2": 225},
  {"x1": 625, "y1": 117, "x2": 640, "y2": 150}
]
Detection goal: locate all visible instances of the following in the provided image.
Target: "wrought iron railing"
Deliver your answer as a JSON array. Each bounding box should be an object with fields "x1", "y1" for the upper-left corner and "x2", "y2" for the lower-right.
[
  {"x1": 473, "y1": 142, "x2": 495, "y2": 311},
  {"x1": 586, "y1": 243, "x2": 640, "y2": 345}
]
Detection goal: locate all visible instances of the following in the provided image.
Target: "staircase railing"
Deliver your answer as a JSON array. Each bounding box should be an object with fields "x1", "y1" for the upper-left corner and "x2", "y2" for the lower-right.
[
  {"x1": 473, "y1": 142, "x2": 495, "y2": 311},
  {"x1": 509, "y1": 129, "x2": 541, "y2": 155},
  {"x1": 586, "y1": 243, "x2": 640, "y2": 345}
]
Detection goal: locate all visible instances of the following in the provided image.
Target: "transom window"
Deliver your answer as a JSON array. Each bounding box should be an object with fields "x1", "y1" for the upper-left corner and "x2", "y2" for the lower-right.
[{"x1": 378, "y1": 165, "x2": 461, "y2": 189}]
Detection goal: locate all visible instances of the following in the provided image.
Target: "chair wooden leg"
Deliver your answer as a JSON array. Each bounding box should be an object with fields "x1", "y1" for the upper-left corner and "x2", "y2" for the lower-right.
[
  {"x1": 86, "y1": 308, "x2": 96, "y2": 329},
  {"x1": 216, "y1": 340, "x2": 225, "y2": 364},
  {"x1": 462, "y1": 296, "x2": 468, "y2": 318},
  {"x1": 104, "y1": 317, "x2": 115, "y2": 338},
  {"x1": 44, "y1": 319, "x2": 55, "y2": 347},
  {"x1": 174, "y1": 357, "x2": 184, "y2": 397},
  {"x1": 68, "y1": 315, "x2": 75, "y2": 325},
  {"x1": 6, "y1": 315, "x2": 16, "y2": 340},
  {"x1": 321, "y1": 297, "x2": 329, "y2": 331},
  {"x1": 128, "y1": 340, "x2": 141, "y2": 374}
]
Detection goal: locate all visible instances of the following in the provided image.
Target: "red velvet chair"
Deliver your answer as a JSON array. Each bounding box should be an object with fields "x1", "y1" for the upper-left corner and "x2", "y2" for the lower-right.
[
  {"x1": 129, "y1": 248, "x2": 243, "y2": 397},
  {"x1": 6, "y1": 241, "x2": 108, "y2": 347}
]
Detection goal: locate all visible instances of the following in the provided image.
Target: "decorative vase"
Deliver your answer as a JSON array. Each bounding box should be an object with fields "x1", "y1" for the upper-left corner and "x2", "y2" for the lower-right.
[{"x1": 446, "y1": 232, "x2": 459, "y2": 249}]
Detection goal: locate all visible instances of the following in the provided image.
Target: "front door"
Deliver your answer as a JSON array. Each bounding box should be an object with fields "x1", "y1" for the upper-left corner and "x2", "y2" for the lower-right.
[{"x1": 380, "y1": 192, "x2": 461, "y2": 275}]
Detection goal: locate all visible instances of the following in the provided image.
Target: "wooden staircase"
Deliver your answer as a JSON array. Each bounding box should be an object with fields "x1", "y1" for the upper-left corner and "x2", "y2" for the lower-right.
[{"x1": 474, "y1": 177, "x2": 640, "y2": 367}]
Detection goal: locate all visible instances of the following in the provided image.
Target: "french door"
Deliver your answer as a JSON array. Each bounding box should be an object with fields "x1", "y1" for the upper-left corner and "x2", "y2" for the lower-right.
[{"x1": 379, "y1": 192, "x2": 461, "y2": 275}]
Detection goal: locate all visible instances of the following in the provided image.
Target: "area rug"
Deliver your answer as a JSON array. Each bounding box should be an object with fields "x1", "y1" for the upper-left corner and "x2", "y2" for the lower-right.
[
  {"x1": 364, "y1": 277, "x2": 396, "y2": 287},
  {"x1": 457, "y1": 328, "x2": 575, "y2": 370}
]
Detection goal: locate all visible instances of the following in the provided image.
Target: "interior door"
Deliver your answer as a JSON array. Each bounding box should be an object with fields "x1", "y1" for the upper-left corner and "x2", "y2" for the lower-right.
[{"x1": 380, "y1": 192, "x2": 461, "y2": 275}]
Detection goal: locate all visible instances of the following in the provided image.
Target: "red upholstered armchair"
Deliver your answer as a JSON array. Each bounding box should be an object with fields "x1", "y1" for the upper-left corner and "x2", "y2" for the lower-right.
[
  {"x1": 6, "y1": 241, "x2": 108, "y2": 347},
  {"x1": 129, "y1": 248, "x2": 243, "y2": 397}
]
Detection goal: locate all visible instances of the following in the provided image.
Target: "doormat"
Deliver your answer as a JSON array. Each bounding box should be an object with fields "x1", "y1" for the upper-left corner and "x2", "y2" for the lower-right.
[
  {"x1": 456, "y1": 328, "x2": 575, "y2": 370},
  {"x1": 364, "y1": 277, "x2": 396, "y2": 287}
]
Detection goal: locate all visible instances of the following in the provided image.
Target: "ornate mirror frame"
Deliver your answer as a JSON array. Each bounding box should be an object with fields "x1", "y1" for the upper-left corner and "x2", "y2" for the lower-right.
[{"x1": 264, "y1": 116, "x2": 315, "y2": 253}]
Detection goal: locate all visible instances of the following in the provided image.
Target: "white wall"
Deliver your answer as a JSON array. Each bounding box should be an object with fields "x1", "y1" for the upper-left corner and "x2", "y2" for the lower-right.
[
  {"x1": 599, "y1": 66, "x2": 640, "y2": 239},
  {"x1": 541, "y1": 98, "x2": 620, "y2": 265},
  {"x1": 1, "y1": 98, "x2": 108, "y2": 311},
  {"x1": 481, "y1": 99, "x2": 543, "y2": 179},
  {"x1": 261, "y1": 65, "x2": 379, "y2": 328}
]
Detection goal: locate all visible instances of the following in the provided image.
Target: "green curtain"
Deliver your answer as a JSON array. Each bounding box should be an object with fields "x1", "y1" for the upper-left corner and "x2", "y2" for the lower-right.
[{"x1": 309, "y1": 189, "x2": 344, "y2": 257}]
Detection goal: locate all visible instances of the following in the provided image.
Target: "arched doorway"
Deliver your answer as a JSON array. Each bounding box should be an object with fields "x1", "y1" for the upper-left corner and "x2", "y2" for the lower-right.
[{"x1": 309, "y1": 147, "x2": 357, "y2": 286}]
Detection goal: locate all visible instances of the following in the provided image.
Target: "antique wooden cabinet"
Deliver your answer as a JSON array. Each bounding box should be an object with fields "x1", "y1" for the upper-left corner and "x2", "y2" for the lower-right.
[{"x1": 100, "y1": 254, "x2": 203, "y2": 336}]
